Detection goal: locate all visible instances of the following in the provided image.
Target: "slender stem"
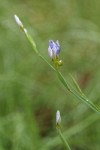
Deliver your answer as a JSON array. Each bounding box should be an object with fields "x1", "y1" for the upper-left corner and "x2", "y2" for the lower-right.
[
  {"x1": 39, "y1": 54, "x2": 55, "y2": 71},
  {"x1": 57, "y1": 128, "x2": 71, "y2": 150},
  {"x1": 21, "y1": 24, "x2": 100, "y2": 115}
]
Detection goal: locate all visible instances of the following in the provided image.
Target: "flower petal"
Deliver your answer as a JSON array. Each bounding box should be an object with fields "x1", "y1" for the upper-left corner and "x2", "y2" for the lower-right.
[{"x1": 48, "y1": 46, "x2": 53, "y2": 58}]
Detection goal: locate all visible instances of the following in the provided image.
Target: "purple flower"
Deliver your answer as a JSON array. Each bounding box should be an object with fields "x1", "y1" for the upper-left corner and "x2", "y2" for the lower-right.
[{"x1": 48, "y1": 40, "x2": 61, "y2": 59}]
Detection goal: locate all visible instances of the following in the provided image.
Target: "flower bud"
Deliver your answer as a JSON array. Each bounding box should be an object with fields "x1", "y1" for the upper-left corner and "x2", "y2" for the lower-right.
[
  {"x1": 56, "y1": 110, "x2": 61, "y2": 128},
  {"x1": 48, "y1": 40, "x2": 61, "y2": 59},
  {"x1": 14, "y1": 14, "x2": 24, "y2": 30},
  {"x1": 56, "y1": 60, "x2": 63, "y2": 66}
]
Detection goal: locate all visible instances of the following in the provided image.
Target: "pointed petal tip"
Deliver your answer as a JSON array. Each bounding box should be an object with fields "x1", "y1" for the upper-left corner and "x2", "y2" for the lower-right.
[{"x1": 14, "y1": 14, "x2": 23, "y2": 27}]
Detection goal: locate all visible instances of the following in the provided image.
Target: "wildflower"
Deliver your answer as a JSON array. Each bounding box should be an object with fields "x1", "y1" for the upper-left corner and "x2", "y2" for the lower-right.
[
  {"x1": 56, "y1": 110, "x2": 61, "y2": 128},
  {"x1": 48, "y1": 40, "x2": 63, "y2": 66},
  {"x1": 48, "y1": 40, "x2": 61, "y2": 59}
]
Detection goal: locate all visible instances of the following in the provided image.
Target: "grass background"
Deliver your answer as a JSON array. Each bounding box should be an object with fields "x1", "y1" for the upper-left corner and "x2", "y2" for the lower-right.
[{"x1": 0, "y1": 0, "x2": 100, "y2": 149}]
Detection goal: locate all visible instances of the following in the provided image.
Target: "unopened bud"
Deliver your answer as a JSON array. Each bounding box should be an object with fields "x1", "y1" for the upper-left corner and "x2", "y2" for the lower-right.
[
  {"x1": 14, "y1": 14, "x2": 24, "y2": 30},
  {"x1": 56, "y1": 110, "x2": 61, "y2": 128}
]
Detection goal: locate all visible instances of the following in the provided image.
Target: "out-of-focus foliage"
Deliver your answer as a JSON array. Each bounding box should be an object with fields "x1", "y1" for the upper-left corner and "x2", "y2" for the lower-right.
[{"x1": 0, "y1": 0, "x2": 100, "y2": 149}]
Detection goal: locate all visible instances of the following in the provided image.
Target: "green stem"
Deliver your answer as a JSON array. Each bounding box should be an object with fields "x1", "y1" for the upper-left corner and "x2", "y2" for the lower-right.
[
  {"x1": 57, "y1": 70, "x2": 100, "y2": 115},
  {"x1": 54, "y1": 68, "x2": 100, "y2": 115},
  {"x1": 57, "y1": 128, "x2": 71, "y2": 150},
  {"x1": 25, "y1": 31, "x2": 38, "y2": 54},
  {"x1": 39, "y1": 54, "x2": 55, "y2": 71},
  {"x1": 23, "y1": 27, "x2": 100, "y2": 115}
]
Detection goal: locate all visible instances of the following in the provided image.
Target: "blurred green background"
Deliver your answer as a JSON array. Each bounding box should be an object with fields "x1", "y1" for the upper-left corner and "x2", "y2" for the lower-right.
[{"x1": 0, "y1": 0, "x2": 100, "y2": 149}]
